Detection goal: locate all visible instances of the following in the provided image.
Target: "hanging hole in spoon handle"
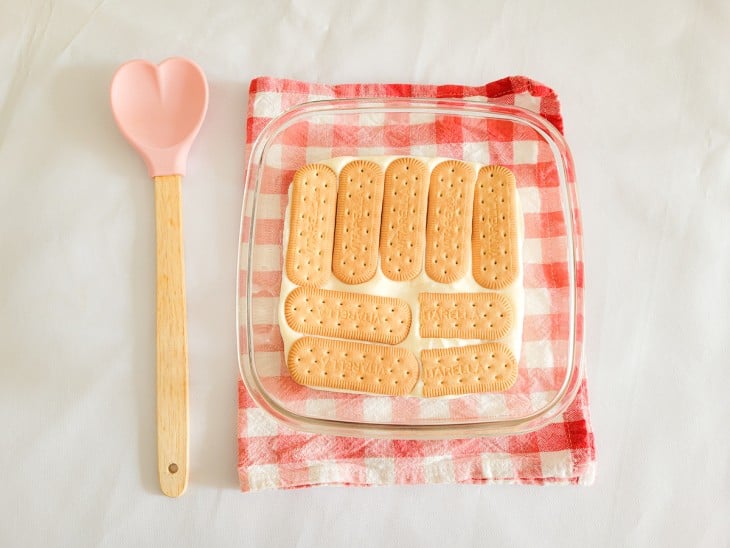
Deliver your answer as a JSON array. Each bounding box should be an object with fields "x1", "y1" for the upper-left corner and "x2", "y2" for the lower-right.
[{"x1": 155, "y1": 174, "x2": 189, "y2": 498}]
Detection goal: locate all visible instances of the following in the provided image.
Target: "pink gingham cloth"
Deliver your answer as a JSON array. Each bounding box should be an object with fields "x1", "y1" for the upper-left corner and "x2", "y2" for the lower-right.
[{"x1": 237, "y1": 76, "x2": 595, "y2": 490}]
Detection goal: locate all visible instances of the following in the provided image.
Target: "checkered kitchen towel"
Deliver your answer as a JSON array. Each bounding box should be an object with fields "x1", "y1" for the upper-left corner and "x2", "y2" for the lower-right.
[{"x1": 238, "y1": 76, "x2": 595, "y2": 490}]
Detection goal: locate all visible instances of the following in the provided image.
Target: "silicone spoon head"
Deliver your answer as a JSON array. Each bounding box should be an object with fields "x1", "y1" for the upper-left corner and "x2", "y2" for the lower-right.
[{"x1": 110, "y1": 57, "x2": 208, "y2": 177}]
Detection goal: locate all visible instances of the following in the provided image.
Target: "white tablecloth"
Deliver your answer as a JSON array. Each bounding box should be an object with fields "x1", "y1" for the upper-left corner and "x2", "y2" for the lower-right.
[{"x1": 2, "y1": 1, "x2": 728, "y2": 546}]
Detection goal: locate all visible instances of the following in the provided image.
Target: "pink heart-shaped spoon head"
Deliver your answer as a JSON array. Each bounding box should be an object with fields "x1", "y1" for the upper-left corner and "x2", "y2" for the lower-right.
[{"x1": 110, "y1": 57, "x2": 208, "y2": 178}]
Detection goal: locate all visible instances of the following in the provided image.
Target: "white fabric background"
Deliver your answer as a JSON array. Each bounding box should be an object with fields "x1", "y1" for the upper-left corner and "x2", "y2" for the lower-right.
[{"x1": 1, "y1": 0, "x2": 728, "y2": 546}]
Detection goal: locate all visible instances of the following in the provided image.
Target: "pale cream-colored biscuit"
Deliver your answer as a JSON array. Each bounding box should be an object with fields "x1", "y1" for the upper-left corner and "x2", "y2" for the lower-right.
[
  {"x1": 284, "y1": 286, "x2": 412, "y2": 345},
  {"x1": 421, "y1": 343, "x2": 518, "y2": 397},
  {"x1": 380, "y1": 157, "x2": 429, "y2": 281},
  {"x1": 418, "y1": 292, "x2": 514, "y2": 339},
  {"x1": 472, "y1": 165, "x2": 519, "y2": 289},
  {"x1": 288, "y1": 337, "x2": 419, "y2": 396},
  {"x1": 424, "y1": 160, "x2": 476, "y2": 283},
  {"x1": 332, "y1": 160, "x2": 385, "y2": 284},
  {"x1": 285, "y1": 164, "x2": 338, "y2": 287}
]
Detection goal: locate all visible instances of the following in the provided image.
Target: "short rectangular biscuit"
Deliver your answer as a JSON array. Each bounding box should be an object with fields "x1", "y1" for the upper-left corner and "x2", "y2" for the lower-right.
[
  {"x1": 284, "y1": 286, "x2": 412, "y2": 345},
  {"x1": 285, "y1": 164, "x2": 338, "y2": 287},
  {"x1": 421, "y1": 343, "x2": 518, "y2": 397},
  {"x1": 380, "y1": 157, "x2": 428, "y2": 281},
  {"x1": 425, "y1": 160, "x2": 476, "y2": 283},
  {"x1": 288, "y1": 337, "x2": 419, "y2": 396},
  {"x1": 472, "y1": 165, "x2": 519, "y2": 289},
  {"x1": 332, "y1": 160, "x2": 385, "y2": 284},
  {"x1": 418, "y1": 292, "x2": 513, "y2": 340}
]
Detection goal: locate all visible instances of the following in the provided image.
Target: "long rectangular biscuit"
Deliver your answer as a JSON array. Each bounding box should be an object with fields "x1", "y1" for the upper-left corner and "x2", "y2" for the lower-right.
[
  {"x1": 380, "y1": 157, "x2": 428, "y2": 281},
  {"x1": 332, "y1": 160, "x2": 384, "y2": 284},
  {"x1": 284, "y1": 286, "x2": 412, "y2": 345},
  {"x1": 418, "y1": 292, "x2": 514, "y2": 339},
  {"x1": 472, "y1": 165, "x2": 519, "y2": 289},
  {"x1": 285, "y1": 164, "x2": 338, "y2": 287},
  {"x1": 288, "y1": 337, "x2": 419, "y2": 396},
  {"x1": 425, "y1": 160, "x2": 476, "y2": 283},
  {"x1": 421, "y1": 343, "x2": 518, "y2": 397}
]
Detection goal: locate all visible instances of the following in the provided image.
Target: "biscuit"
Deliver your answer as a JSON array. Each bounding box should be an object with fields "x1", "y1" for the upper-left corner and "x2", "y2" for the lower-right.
[
  {"x1": 418, "y1": 292, "x2": 514, "y2": 339},
  {"x1": 285, "y1": 164, "x2": 338, "y2": 287},
  {"x1": 288, "y1": 337, "x2": 419, "y2": 396},
  {"x1": 472, "y1": 165, "x2": 519, "y2": 289},
  {"x1": 380, "y1": 157, "x2": 428, "y2": 281},
  {"x1": 421, "y1": 343, "x2": 518, "y2": 397},
  {"x1": 284, "y1": 286, "x2": 412, "y2": 345},
  {"x1": 425, "y1": 160, "x2": 476, "y2": 283},
  {"x1": 332, "y1": 160, "x2": 385, "y2": 284}
]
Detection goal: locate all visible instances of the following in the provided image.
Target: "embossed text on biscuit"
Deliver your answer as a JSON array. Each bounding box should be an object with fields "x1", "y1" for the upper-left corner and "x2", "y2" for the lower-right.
[
  {"x1": 380, "y1": 157, "x2": 428, "y2": 280},
  {"x1": 288, "y1": 337, "x2": 419, "y2": 396},
  {"x1": 419, "y1": 292, "x2": 513, "y2": 339},
  {"x1": 332, "y1": 160, "x2": 385, "y2": 284},
  {"x1": 284, "y1": 287, "x2": 412, "y2": 345},
  {"x1": 425, "y1": 160, "x2": 476, "y2": 283},
  {"x1": 286, "y1": 164, "x2": 338, "y2": 287},
  {"x1": 472, "y1": 165, "x2": 519, "y2": 289},
  {"x1": 421, "y1": 342, "x2": 518, "y2": 397}
]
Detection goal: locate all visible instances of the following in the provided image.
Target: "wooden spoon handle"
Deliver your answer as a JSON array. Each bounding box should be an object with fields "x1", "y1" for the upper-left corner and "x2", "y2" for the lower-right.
[{"x1": 154, "y1": 174, "x2": 189, "y2": 497}]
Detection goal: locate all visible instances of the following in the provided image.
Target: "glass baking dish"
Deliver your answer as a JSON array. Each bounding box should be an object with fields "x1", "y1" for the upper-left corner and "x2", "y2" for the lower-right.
[{"x1": 238, "y1": 97, "x2": 583, "y2": 439}]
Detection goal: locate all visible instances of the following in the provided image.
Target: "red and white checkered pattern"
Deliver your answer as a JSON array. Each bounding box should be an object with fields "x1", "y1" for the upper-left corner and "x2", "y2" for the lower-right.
[{"x1": 238, "y1": 76, "x2": 595, "y2": 491}]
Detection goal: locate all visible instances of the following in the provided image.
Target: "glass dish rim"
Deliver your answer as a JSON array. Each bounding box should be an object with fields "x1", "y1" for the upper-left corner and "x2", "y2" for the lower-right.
[{"x1": 237, "y1": 97, "x2": 583, "y2": 439}]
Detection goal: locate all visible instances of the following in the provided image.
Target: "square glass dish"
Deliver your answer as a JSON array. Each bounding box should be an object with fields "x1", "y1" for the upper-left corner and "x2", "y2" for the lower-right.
[{"x1": 238, "y1": 98, "x2": 583, "y2": 439}]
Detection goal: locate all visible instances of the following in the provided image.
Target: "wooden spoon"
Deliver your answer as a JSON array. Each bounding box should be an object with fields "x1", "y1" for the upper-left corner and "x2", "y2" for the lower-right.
[{"x1": 110, "y1": 57, "x2": 208, "y2": 497}]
